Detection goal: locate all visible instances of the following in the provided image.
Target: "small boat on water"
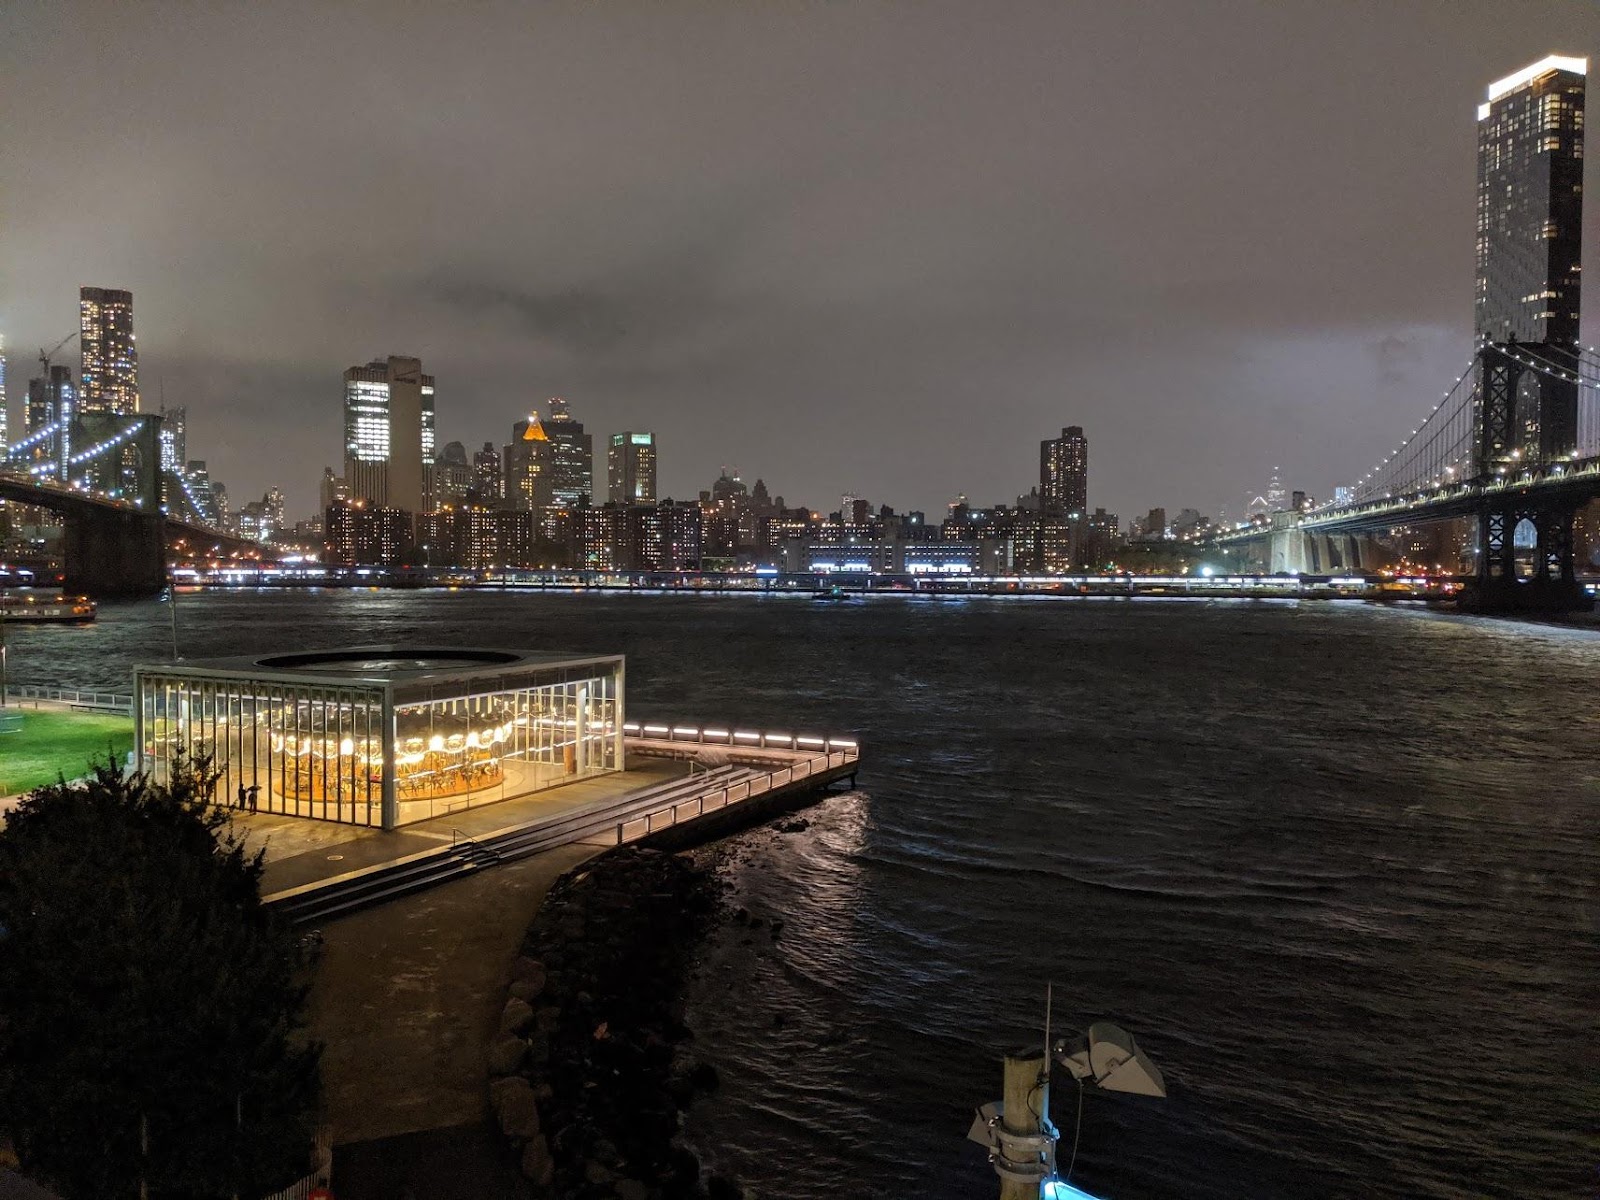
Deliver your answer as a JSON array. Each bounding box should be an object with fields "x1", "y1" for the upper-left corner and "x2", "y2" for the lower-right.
[
  {"x1": 0, "y1": 591, "x2": 97, "y2": 624},
  {"x1": 812, "y1": 584, "x2": 853, "y2": 602}
]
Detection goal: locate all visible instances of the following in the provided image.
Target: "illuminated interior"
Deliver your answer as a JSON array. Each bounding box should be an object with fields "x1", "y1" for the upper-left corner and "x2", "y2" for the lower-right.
[{"x1": 136, "y1": 647, "x2": 624, "y2": 829}]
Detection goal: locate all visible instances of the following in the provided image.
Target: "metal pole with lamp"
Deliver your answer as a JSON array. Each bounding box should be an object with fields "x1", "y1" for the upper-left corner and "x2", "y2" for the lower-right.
[
  {"x1": 168, "y1": 580, "x2": 180, "y2": 662},
  {"x1": 968, "y1": 988, "x2": 1167, "y2": 1200}
]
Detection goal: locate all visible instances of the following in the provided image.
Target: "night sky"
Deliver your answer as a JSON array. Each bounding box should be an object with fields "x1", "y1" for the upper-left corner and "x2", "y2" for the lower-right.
[{"x1": 5, "y1": 1, "x2": 1599, "y2": 523}]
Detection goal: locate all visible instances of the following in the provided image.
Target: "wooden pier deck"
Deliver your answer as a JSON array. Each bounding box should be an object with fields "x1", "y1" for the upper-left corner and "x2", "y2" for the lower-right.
[{"x1": 253, "y1": 722, "x2": 859, "y2": 923}]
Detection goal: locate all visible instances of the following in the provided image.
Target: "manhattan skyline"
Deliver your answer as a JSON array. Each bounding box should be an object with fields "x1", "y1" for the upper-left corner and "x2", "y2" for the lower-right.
[{"x1": 5, "y1": 2, "x2": 1600, "y2": 522}]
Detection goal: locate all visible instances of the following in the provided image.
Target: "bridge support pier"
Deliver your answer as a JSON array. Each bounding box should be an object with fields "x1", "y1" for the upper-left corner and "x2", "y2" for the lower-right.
[
  {"x1": 1461, "y1": 502, "x2": 1591, "y2": 614},
  {"x1": 63, "y1": 510, "x2": 166, "y2": 599}
]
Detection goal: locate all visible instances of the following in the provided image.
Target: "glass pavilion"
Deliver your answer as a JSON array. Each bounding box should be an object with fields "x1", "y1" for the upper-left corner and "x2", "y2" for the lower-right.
[{"x1": 135, "y1": 647, "x2": 624, "y2": 829}]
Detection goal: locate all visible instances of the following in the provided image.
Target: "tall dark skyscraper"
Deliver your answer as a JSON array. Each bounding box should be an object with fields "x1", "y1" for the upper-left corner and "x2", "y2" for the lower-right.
[
  {"x1": 608, "y1": 431, "x2": 657, "y2": 504},
  {"x1": 1039, "y1": 425, "x2": 1087, "y2": 517},
  {"x1": 26, "y1": 366, "x2": 74, "y2": 475},
  {"x1": 543, "y1": 396, "x2": 594, "y2": 508},
  {"x1": 78, "y1": 286, "x2": 139, "y2": 415},
  {"x1": 1475, "y1": 55, "x2": 1585, "y2": 458},
  {"x1": 473, "y1": 441, "x2": 502, "y2": 501}
]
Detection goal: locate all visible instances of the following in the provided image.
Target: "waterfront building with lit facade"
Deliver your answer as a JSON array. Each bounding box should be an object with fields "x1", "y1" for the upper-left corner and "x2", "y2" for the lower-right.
[
  {"x1": 136, "y1": 647, "x2": 625, "y2": 829},
  {"x1": 79, "y1": 287, "x2": 139, "y2": 415},
  {"x1": 1476, "y1": 55, "x2": 1586, "y2": 457},
  {"x1": 325, "y1": 500, "x2": 415, "y2": 566},
  {"x1": 343, "y1": 356, "x2": 433, "y2": 514},
  {"x1": 608, "y1": 431, "x2": 657, "y2": 503}
]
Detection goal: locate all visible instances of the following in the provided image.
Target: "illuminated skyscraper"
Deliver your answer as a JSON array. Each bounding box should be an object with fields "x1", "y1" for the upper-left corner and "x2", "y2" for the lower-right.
[
  {"x1": 608, "y1": 431, "x2": 657, "y2": 504},
  {"x1": 79, "y1": 287, "x2": 139, "y2": 415},
  {"x1": 473, "y1": 441, "x2": 502, "y2": 501},
  {"x1": 343, "y1": 356, "x2": 432, "y2": 513},
  {"x1": 26, "y1": 367, "x2": 74, "y2": 476},
  {"x1": 158, "y1": 405, "x2": 186, "y2": 473},
  {"x1": 1039, "y1": 426, "x2": 1087, "y2": 517},
  {"x1": 504, "y1": 414, "x2": 553, "y2": 512},
  {"x1": 543, "y1": 397, "x2": 593, "y2": 508},
  {"x1": 0, "y1": 333, "x2": 8, "y2": 458},
  {"x1": 1476, "y1": 55, "x2": 1586, "y2": 457}
]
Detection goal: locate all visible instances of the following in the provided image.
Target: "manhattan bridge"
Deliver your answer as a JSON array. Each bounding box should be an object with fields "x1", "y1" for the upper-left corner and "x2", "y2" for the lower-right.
[{"x1": 1215, "y1": 54, "x2": 1596, "y2": 614}]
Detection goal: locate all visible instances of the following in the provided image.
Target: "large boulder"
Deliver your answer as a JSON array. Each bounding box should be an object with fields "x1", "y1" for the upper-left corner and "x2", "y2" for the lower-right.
[
  {"x1": 520, "y1": 1134, "x2": 555, "y2": 1187},
  {"x1": 490, "y1": 1076, "x2": 542, "y2": 1141},
  {"x1": 487, "y1": 1035, "x2": 527, "y2": 1077},
  {"x1": 500, "y1": 997, "x2": 535, "y2": 1037},
  {"x1": 509, "y1": 956, "x2": 548, "y2": 997}
]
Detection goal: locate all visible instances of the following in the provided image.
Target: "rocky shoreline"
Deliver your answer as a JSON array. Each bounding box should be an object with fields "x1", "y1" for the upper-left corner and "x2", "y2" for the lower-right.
[{"x1": 486, "y1": 846, "x2": 743, "y2": 1200}]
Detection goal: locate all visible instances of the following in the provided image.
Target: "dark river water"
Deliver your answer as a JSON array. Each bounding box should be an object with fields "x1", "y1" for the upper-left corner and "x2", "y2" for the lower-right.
[{"x1": 11, "y1": 590, "x2": 1599, "y2": 1200}]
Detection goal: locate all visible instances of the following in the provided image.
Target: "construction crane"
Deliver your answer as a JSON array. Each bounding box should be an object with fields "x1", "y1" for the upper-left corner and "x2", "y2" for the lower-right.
[{"x1": 38, "y1": 328, "x2": 79, "y2": 378}]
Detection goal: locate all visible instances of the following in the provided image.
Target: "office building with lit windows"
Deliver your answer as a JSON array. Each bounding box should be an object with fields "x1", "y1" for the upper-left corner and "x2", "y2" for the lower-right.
[
  {"x1": 26, "y1": 367, "x2": 74, "y2": 473},
  {"x1": 473, "y1": 441, "x2": 502, "y2": 501},
  {"x1": 1476, "y1": 55, "x2": 1586, "y2": 456},
  {"x1": 544, "y1": 397, "x2": 594, "y2": 509},
  {"x1": 158, "y1": 405, "x2": 186, "y2": 474},
  {"x1": 608, "y1": 431, "x2": 657, "y2": 504},
  {"x1": 1040, "y1": 426, "x2": 1088, "y2": 517},
  {"x1": 343, "y1": 356, "x2": 433, "y2": 514},
  {"x1": 79, "y1": 287, "x2": 139, "y2": 415},
  {"x1": 504, "y1": 414, "x2": 553, "y2": 512}
]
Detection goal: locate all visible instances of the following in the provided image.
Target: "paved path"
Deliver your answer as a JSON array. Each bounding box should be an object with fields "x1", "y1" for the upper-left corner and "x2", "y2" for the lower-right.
[{"x1": 306, "y1": 841, "x2": 600, "y2": 1147}]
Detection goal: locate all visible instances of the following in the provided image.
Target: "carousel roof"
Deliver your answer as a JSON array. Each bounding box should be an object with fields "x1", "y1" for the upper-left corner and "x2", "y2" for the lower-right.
[{"x1": 138, "y1": 645, "x2": 623, "y2": 700}]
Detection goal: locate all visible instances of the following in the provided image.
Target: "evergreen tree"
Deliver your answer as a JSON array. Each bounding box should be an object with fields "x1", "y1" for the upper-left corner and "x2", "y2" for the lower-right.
[{"x1": 0, "y1": 760, "x2": 321, "y2": 1199}]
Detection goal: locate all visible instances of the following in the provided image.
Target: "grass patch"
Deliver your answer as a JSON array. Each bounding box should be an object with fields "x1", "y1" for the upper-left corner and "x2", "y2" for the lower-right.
[{"x1": 0, "y1": 709, "x2": 135, "y2": 796}]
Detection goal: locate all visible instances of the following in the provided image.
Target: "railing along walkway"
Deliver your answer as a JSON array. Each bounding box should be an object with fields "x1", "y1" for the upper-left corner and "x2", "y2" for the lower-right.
[{"x1": 4, "y1": 685, "x2": 134, "y2": 713}]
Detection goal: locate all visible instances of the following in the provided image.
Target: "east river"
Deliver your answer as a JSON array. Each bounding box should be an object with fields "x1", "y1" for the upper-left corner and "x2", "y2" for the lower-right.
[{"x1": 14, "y1": 590, "x2": 1598, "y2": 1199}]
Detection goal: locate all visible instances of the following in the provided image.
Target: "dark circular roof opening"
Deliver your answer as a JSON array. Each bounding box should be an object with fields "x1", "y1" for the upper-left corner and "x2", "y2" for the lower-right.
[{"x1": 255, "y1": 648, "x2": 522, "y2": 674}]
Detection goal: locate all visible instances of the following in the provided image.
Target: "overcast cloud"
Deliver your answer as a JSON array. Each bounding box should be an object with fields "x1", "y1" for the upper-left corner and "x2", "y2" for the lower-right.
[{"x1": 4, "y1": 0, "x2": 1599, "y2": 521}]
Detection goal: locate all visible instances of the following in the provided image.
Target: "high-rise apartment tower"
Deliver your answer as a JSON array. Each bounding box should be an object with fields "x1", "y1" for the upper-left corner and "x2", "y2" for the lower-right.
[
  {"x1": 79, "y1": 287, "x2": 139, "y2": 415},
  {"x1": 1039, "y1": 426, "x2": 1088, "y2": 517},
  {"x1": 1476, "y1": 55, "x2": 1586, "y2": 457}
]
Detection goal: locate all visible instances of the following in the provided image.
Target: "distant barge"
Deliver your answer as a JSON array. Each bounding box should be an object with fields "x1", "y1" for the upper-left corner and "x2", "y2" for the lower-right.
[{"x1": 0, "y1": 592, "x2": 97, "y2": 624}]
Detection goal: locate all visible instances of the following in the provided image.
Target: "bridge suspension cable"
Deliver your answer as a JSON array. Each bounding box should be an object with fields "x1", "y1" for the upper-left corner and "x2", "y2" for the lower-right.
[
  {"x1": 1349, "y1": 356, "x2": 1479, "y2": 503},
  {"x1": 1343, "y1": 343, "x2": 1600, "y2": 508}
]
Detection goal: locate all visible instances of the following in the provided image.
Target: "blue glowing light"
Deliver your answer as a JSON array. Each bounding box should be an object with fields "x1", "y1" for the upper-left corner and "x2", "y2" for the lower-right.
[{"x1": 1043, "y1": 1180, "x2": 1107, "y2": 1200}]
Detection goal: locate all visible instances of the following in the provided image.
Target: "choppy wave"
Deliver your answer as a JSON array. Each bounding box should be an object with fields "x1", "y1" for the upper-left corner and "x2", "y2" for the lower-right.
[{"x1": 25, "y1": 591, "x2": 1600, "y2": 1200}]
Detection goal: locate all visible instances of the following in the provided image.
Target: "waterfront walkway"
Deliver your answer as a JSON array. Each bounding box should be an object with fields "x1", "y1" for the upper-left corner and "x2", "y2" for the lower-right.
[{"x1": 254, "y1": 730, "x2": 858, "y2": 908}]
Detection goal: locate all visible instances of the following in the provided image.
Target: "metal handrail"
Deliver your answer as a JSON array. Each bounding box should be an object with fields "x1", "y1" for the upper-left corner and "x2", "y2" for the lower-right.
[
  {"x1": 5, "y1": 684, "x2": 134, "y2": 712},
  {"x1": 624, "y1": 719, "x2": 859, "y2": 755},
  {"x1": 614, "y1": 748, "x2": 856, "y2": 846}
]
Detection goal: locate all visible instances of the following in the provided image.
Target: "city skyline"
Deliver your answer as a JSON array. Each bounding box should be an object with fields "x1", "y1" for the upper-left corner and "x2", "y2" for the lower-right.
[{"x1": 4, "y1": 4, "x2": 1600, "y2": 524}]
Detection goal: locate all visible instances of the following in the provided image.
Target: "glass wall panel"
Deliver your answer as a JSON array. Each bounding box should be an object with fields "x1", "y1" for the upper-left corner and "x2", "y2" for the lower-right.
[{"x1": 136, "y1": 658, "x2": 622, "y2": 830}]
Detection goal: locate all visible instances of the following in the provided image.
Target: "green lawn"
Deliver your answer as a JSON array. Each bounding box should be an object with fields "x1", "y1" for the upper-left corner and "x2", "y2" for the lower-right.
[{"x1": 0, "y1": 708, "x2": 135, "y2": 796}]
